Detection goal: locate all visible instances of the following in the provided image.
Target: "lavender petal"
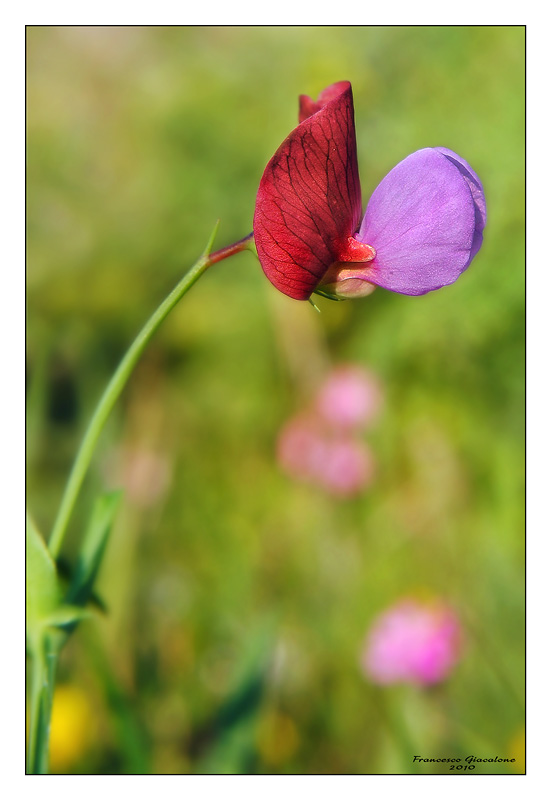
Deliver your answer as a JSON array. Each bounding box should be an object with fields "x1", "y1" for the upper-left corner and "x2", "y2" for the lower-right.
[{"x1": 357, "y1": 148, "x2": 484, "y2": 295}]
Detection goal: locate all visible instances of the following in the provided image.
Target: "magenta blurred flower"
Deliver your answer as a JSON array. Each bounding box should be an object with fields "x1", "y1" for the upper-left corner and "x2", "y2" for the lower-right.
[
  {"x1": 315, "y1": 437, "x2": 374, "y2": 497},
  {"x1": 361, "y1": 599, "x2": 462, "y2": 686},
  {"x1": 277, "y1": 414, "x2": 327, "y2": 483},
  {"x1": 315, "y1": 365, "x2": 383, "y2": 431},
  {"x1": 277, "y1": 413, "x2": 374, "y2": 497},
  {"x1": 254, "y1": 81, "x2": 486, "y2": 301}
]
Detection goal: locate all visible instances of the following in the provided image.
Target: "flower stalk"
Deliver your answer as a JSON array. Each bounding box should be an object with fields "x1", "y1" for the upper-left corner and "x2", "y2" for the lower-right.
[
  {"x1": 47, "y1": 229, "x2": 253, "y2": 560},
  {"x1": 27, "y1": 228, "x2": 253, "y2": 774}
]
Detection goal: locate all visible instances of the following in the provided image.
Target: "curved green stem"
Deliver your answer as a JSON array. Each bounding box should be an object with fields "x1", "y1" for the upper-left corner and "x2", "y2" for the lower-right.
[{"x1": 47, "y1": 230, "x2": 254, "y2": 560}]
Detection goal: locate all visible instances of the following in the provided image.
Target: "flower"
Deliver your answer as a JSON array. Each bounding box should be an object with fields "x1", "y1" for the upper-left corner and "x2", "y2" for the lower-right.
[
  {"x1": 315, "y1": 436, "x2": 374, "y2": 496},
  {"x1": 276, "y1": 364, "x2": 382, "y2": 497},
  {"x1": 315, "y1": 365, "x2": 382, "y2": 431},
  {"x1": 277, "y1": 413, "x2": 328, "y2": 483},
  {"x1": 360, "y1": 598, "x2": 462, "y2": 686},
  {"x1": 277, "y1": 412, "x2": 374, "y2": 497},
  {"x1": 254, "y1": 81, "x2": 486, "y2": 301},
  {"x1": 48, "y1": 685, "x2": 95, "y2": 772},
  {"x1": 507, "y1": 727, "x2": 525, "y2": 773}
]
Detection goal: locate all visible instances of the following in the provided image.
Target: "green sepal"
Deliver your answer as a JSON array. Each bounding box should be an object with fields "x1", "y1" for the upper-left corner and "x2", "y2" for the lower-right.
[
  {"x1": 312, "y1": 287, "x2": 344, "y2": 301},
  {"x1": 66, "y1": 490, "x2": 122, "y2": 611},
  {"x1": 308, "y1": 297, "x2": 321, "y2": 313},
  {"x1": 43, "y1": 605, "x2": 95, "y2": 628},
  {"x1": 26, "y1": 511, "x2": 62, "y2": 642},
  {"x1": 201, "y1": 219, "x2": 221, "y2": 258}
]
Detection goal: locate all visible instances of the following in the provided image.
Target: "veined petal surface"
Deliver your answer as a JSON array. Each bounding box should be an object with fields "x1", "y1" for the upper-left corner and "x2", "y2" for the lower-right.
[{"x1": 254, "y1": 82, "x2": 362, "y2": 300}]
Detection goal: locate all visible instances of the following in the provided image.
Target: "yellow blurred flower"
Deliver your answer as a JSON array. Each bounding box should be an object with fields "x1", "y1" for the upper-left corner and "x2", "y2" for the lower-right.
[
  {"x1": 49, "y1": 685, "x2": 94, "y2": 773},
  {"x1": 508, "y1": 727, "x2": 525, "y2": 773},
  {"x1": 257, "y1": 711, "x2": 299, "y2": 767}
]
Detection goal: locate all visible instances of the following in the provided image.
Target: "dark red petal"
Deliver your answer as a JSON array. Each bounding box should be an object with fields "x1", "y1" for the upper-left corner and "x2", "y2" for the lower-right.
[
  {"x1": 298, "y1": 94, "x2": 320, "y2": 124},
  {"x1": 298, "y1": 80, "x2": 352, "y2": 123},
  {"x1": 253, "y1": 81, "x2": 362, "y2": 300}
]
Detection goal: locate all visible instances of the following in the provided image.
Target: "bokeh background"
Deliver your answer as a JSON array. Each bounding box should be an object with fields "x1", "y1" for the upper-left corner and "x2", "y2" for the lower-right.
[{"x1": 26, "y1": 26, "x2": 525, "y2": 774}]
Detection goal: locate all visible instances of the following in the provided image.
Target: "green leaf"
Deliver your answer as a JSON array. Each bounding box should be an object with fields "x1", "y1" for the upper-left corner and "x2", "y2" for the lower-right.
[
  {"x1": 43, "y1": 605, "x2": 94, "y2": 628},
  {"x1": 26, "y1": 511, "x2": 62, "y2": 640},
  {"x1": 66, "y1": 490, "x2": 122, "y2": 609}
]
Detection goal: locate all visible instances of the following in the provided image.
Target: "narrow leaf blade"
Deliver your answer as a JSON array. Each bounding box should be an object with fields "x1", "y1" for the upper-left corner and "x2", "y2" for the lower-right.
[{"x1": 66, "y1": 490, "x2": 122, "y2": 609}]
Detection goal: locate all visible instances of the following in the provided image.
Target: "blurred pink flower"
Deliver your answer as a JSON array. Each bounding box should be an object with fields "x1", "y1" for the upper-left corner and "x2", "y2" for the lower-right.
[
  {"x1": 277, "y1": 414, "x2": 327, "y2": 483},
  {"x1": 316, "y1": 365, "x2": 382, "y2": 431},
  {"x1": 315, "y1": 437, "x2": 374, "y2": 497},
  {"x1": 361, "y1": 599, "x2": 462, "y2": 686},
  {"x1": 277, "y1": 414, "x2": 374, "y2": 497}
]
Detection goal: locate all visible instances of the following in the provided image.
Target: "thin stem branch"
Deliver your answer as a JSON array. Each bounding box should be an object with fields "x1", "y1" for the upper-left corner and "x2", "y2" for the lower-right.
[
  {"x1": 208, "y1": 233, "x2": 255, "y2": 265},
  {"x1": 47, "y1": 232, "x2": 254, "y2": 560},
  {"x1": 26, "y1": 633, "x2": 61, "y2": 774},
  {"x1": 29, "y1": 230, "x2": 253, "y2": 774},
  {"x1": 27, "y1": 637, "x2": 45, "y2": 774}
]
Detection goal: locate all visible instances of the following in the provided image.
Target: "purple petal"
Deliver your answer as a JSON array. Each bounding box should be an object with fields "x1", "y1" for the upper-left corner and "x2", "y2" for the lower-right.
[
  {"x1": 357, "y1": 148, "x2": 484, "y2": 296},
  {"x1": 434, "y1": 147, "x2": 486, "y2": 263}
]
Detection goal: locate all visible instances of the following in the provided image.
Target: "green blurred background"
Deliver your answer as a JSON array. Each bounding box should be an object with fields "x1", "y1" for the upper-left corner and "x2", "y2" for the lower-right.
[{"x1": 26, "y1": 26, "x2": 525, "y2": 774}]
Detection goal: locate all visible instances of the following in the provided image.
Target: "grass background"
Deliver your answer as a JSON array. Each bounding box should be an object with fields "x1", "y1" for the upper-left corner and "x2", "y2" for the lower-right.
[{"x1": 26, "y1": 25, "x2": 525, "y2": 774}]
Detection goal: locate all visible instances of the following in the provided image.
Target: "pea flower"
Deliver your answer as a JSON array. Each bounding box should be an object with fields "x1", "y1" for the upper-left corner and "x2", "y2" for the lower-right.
[
  {"x1": 360, "y1": 598, "x2": 462, "y2": 686},
  {"x1": 254, "y1": 81, "x2": 486, "y2": 301}
]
